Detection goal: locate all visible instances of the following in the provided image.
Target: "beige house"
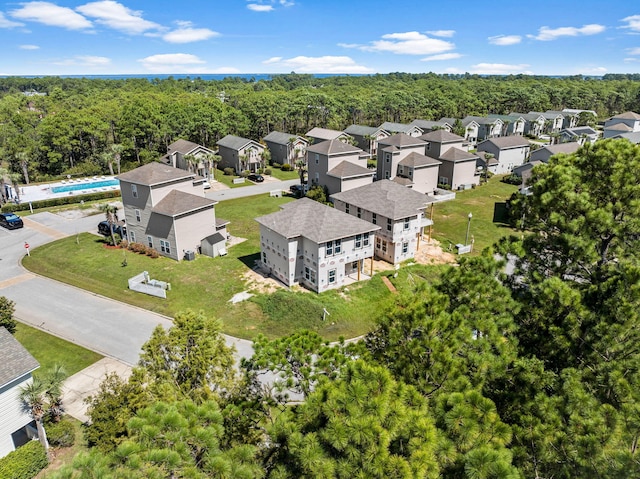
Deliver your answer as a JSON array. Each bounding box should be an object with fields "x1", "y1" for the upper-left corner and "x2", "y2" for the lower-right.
[
  {"x1": 376, "y1": 133, "x2": 428, "y2": 181},
  {"x1": 331, "y1": 180, "x2": 433, "y2": 265},
  {"x1": 396, "y1": 152, "x2": 441, "y2": 194},
  {"x1": 263, "y1": 131, "x2": 308, "y2": 166},
  {"x1": 0, "y1": 327, "x2": 40, "y2": 459},
  {"x1": 161, "y1": 139, "x2": 216, "y2": 179},
  {"x1": 216, "y1": 135, "x2": 265, "y2": 173},
  {"x1": 420, "y1": 129, "x2": 479, "y2": 189},
  {"x1": 344, "y1": 125, "x2": 390, "y2": 157},
  {"x1": 306, "y1": 127, "x2": 352, "y2": 145},
  {"x1": 256, "y1": 198, "x2": 380, "y2": 293},
  {"x1": 118, "y1": 162, "x2": 228, "y2": 261},
  {"x1": 476, "y1": 136, "x2": 531, "y2": 174},
  {"x1": 307, "y1": 139, "x2": 373, "y2": 196}
]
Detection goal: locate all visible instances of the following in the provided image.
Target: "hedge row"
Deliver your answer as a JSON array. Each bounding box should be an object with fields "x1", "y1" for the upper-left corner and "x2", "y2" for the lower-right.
[
  {"x1": 1, "y1": 190, "x2": 121, "y2": 213},
  {"x1": 0, "y1": 440, "x2": 48, "y2": 479}
]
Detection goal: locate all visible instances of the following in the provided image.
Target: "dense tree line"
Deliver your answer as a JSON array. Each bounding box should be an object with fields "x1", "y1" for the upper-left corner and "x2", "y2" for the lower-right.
[
  {"x1": 48, "y1": 139, "x2": 640, "y2": 478},
  {"x1": 2, "y1": 74, "x2": 640, "y2": 186}
]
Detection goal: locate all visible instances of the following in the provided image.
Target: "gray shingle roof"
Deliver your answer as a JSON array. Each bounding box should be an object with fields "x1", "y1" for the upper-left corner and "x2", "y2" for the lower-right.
[
  {"x1": 529, "y1": 111, "x2": 563, "y2": 120},
  {"x1": 464, "y1": 116, "x2": 501, "y2": 126},
  {"x1": 380, "y1": 122, "x2": 422, "y2": 135},
  {"x1": 562, "y1": 127, "x2": 598, "y2": 137},
  {"x1": 512, "y1": 112, "x2": 544, "y2": 122},
  {"x1": 306, "y1": 139, "x2": 362, "y2": 155},
  {"x1": 344, "y1": 125, "x2": 387, "y2": 137},
  {"x1": 217, "y1": 134, "x2": 258, "y2": 150},
  {"x1": 256, "y1": 197, "x2": 379, "y2": 243},
  {"x1": 398, "y1": 152, "x2": 441, "y2": 168},
  {"x1": 477, "y1": 136, "x2": 531, "y2": 150},
  {"x1": 611, "y1": 111, "x2": 640, "y2": 120},
  {"x1": 166, "y1": 139, "x2": 202, "y2": 155},
  {"x1": 152, "y1": 190, "x2": 217, "y2": 217},
  {"x1": 202, "y1": 232, "x2": 226, "y2": 245},
  {"x1": 306, "y1": 127, "x2": 347, "y2": 141},
  {"x1": 613, "y1": 132, "x2": 640, "y2": 144},
  {"x1": 263, "y1": 131, "x2": 301, "y2": 145},
  {"x1": 410, "y1": 119, "x2": 451, "y2": 130},
  {"x1": 605, "y1": 123, "x2": 633, "y2": 131},
  {"x1": 216, "y1": 217, "x2": 230, "y2": 227},
  {"x1": 0, "y1": 327, "x2": 39, "y2": 388},
  {"x1": 331, "y1": 180, "x2": 431, "y2": 219},
  {"x1": 536, "y1": 142, "x2": 581, "y2": 156},
  {"x1": 378, "y1": 133, "x2": 426, "y2": 148},
  {"x1": 392, "y1": 176, "x2": 414, "y2": 186},
  {"x1": 327, "y1": 161, "x2": 375, "y2": 179},
  {"x1": 439, "y1": 147, "x2": 480, "y2": 162},
  {"x1": 419, "y1": 130, "x2": 465, "y2": 143},
  {"x1": 117, "y1": 162, "x2": 195, "y2": 186}
]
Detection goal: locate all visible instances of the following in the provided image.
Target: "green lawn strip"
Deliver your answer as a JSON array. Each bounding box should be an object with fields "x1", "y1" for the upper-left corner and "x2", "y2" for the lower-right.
[
  {"x1": 431, "y1": 176, "x2": 519, "y2": 254},
  {"x1": 267, "y1": 168, "x2": 299, "y2": 181},
  {"x1": 14, "y1": 323, "x2": 103, "y2": 380},
  {"x1": 215, "y1": 173, "x2": 252, "y2": 189}
]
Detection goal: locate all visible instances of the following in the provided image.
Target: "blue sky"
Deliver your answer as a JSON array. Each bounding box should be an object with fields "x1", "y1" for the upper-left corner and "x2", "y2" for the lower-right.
[{"x1": 1, "y1": 0, "x2": 640, "y2": 76}]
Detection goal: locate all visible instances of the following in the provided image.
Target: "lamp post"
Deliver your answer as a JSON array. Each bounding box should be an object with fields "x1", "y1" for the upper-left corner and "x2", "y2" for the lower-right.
[{"x1": 465, "y1": 212, "x2": 473, "y2": 245}]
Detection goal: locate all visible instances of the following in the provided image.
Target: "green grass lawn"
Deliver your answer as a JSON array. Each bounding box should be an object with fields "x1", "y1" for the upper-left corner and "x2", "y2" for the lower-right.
[
  {"x1": 14, "y1": 323, "x2": 103, "y2": 380},
  {"x1": 214, "y1": 172, "x2": 252, "y2": 189},
  {"x1": 267, "y1": 167, "x2": 299, "y2": 181},
  {"x1": 431, "y1": 176, "x2": 519, "y2": 254}
]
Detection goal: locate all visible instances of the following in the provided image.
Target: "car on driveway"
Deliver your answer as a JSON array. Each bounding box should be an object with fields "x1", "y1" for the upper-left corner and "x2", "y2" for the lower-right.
[
  {"x1": 98, "y1": 220, "x2": 126, "y2": 238},
  {"x1": 203, "y1": 180, "x2": 211, "y2": 189},
  {"x1": 0, "y1": 212, "x2": 24, "y2": 229},
  {"x1": 247, "y1": 173, "x2": 264, "y2": 182},
  {"x1": 290, "y1": 184, "x2": 305, "y2": 197}
]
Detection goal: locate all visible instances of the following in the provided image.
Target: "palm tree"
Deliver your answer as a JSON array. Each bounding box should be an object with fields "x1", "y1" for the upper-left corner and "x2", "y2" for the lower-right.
[
  {"x1": 14, "y1": 151, "x2": 30, "y2": 185},
  {"x1": 0, "y1": 166, "x2": 9, "y2": 204},
  {"x1": 184, "y1": 154, "x2": 198, "y2": 174},
  {"x1": 204, "y1": 153, "x2": 222, "y2": 180},
  {"x1": 9, "y1": 172, "x2": 22, "y2": 202},
  {"x1": 20, "y1": 377, "x2": 50, "y2": 459},
  {"x1": 44, "y1": 365, "x2": 66, "y2": 423},
  {"x1": 99, "y1": 203, "x2": 120, "y2": 246}
]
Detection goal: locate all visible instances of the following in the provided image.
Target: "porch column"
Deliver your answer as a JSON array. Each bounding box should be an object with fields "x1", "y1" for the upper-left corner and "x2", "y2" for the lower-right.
[
  {"x1": 370, "y1": 256, "x2": 374, "y2": 276},
  {"x1": 357, "y1": 259, "x2": 361, "y2": 281}
]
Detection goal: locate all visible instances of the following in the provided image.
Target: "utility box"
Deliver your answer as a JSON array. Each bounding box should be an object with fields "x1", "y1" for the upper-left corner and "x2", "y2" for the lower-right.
[{"x1": 184, "y1": 250, "x2": 195, "y2": 261}]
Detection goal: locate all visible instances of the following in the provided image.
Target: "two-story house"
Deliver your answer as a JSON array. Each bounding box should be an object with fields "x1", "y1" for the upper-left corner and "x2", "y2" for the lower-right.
[
  {"x1": 117, "y1": 162, "x2": 228, "y2": 261},
  {"x1": 603, "y1": 111, "x2": 640, "y2": 138},
  {"x1": 379, "y1": 122, "x2": 423, "y2": 137},
  {"x1": 344, "y1": 125, "x2": 390, "y2": 157},
  {"x1": 396, "y1": 152, "x2": 441, "y2": 194},
  {"x1": 514, "y1": 113, "x2": 546, "y2": 137},
  {"x1": 0, "y1": 327, "x2": 40, "y2": 459},
  {"x1": 528, "y1": 142, "x2": 581, "y2": 163},
  {"x1": 441, "y1": 117, "x2": 481, "y2": 145},
  {"x1": 331, "y1": 180, "x2": 433, "y2": 265},
  {"x1": 306, "y1": 127, "x2": 352, "y2": 145},
  {"x1": 476, "y1": 136, "x2": 531, "y2": 174},
  {"x1": 545, "y1": 110, "x2": 579, "y2": 129},
  {"x1": 487, "y1": 114, "x2": 526, "y2": 136},
  {"x1": 529, "y1": 111, "x2": 564, "y2": 133},
  {"x1": 410, "y1": 119, "x2": 453, "y2": 133},
  {"x1": 463, "y1": 116, "x2": 504, "y2": 142},
  {"x1": 256, "y1": 198, "x2": 380, "y2": 293},
  {"x1": 376, "y1": 133, "x2": 428, "y2": 181},
  {"x1": 421, "y1": 130, "x2": 480, "y2": 190},
  {"x1": 559, "y1": 126, "x2": 599, "y2": 145},
  {"x1": 216, "y1": 135, "x2": 265, "y2": 173},
  {"x1": 161, "y1": 139, "x2": 216, "y2": 179},
  {"x1": 306, "y1": 139, "x2": 373, "y2": 196},
  {"x1": 263, "y1": 131, "x2": 308, "y2": 167}
]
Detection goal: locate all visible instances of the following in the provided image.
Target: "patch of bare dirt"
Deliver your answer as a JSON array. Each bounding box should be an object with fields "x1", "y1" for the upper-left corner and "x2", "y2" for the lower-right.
[
  {"x1": 413, "y1": 237, "x2": 457, "y2": 265},
  {"x1": 242, "y1": 268, "x2": 286, "y2": 294}
]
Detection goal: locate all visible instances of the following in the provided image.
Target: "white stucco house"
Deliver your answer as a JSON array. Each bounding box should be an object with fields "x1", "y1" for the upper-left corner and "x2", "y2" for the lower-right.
[
  {"x1": 476, "y1": 136, "x2": 531, "y2": 174},
  {"x1": 256, "y1": 198, "x2": 380, "y2": 293},
  {"x1": 0, "y1": 327, "x2": 40, "y2": 459}
]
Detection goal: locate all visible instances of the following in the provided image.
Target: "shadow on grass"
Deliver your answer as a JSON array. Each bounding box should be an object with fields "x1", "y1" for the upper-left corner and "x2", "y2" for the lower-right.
[
  {"x1": 238, "y1": 252, "x2": 261, "y2": 270},
  {"x1": 493, "y1": 202, "x2": 510, "y2": 225}
]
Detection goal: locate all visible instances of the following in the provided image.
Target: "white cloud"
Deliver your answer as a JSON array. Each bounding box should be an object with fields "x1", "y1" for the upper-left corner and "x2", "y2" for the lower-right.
[
  {"x1": 345, "y1": 31, "x2": 455, "y2": 55},
  {"x1": 53, "y1": 55, "x2": 111, "y2": 67},
  {"x1": 247, "y1": 4, "x2": 274, "y2": 12},
  {"x1": 19, "y1": 44, "x2": 40, "y2": 50},
  {"x1": 488, "y1": 35, "x2": 521, "y2": 46},
  {"x1": 11, "y1": 2, "x2": 92, "y2": 30},
  {"x1": 262, "y1": 55, "x2": 374, "y2": 73},
  {"x1": 138, "y1": 53, "x2": 207, "y2": 72},
  {"x1": 163, "y1": 21, "x2": 219, "y2": 43},
  {"x1": 421, "y1": 53, "x2": 462, "y2": 61},
  {"x1": 76, "y1": 1, "x2": 161, "y2": 34},
  {"x1": 470, "y1": 63, "x2": 532, "y2": 75},
  {"x1": 0, "y1": 11, "x2": 24, "y2": 28},
  {"x1": 621, "y1": 15, "x2": 640, "y2": 32},
  {"x1": 579, "y1": 66, "x2": 607, "y2": 75},
  {"x1": 427, "y1": 30, "x2": 455, "y2": 38},
  {"x1": 627, "y1": 47, "x2": 640, "y2": 55},
  {"x1": 528, "y1": 24, "x2": 605, "y2": 41}
]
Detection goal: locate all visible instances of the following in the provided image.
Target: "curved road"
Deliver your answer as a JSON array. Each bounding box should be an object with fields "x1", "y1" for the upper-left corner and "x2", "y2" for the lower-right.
[{"x1": 0, "y1": 180, "x2": 297, "y2": 366}]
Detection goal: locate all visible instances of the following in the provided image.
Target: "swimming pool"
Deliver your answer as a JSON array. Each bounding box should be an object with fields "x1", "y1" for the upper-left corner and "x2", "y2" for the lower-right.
[{"x1": 51, "y1": 179, "x2": 119, "y2": 194}]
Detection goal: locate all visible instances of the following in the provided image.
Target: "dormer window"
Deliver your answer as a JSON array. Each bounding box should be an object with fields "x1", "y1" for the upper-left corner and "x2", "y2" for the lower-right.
[{"x1": 131, "y1": 184, "x2": 138, "y2": 198}]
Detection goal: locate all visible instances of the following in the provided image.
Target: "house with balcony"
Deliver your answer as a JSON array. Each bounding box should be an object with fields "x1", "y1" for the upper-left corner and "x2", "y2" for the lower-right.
[
  {"x1": 118, "y1": 162, "x2": 228, "y2": 261},
  {"x1": 376, "y1": 133, "x2": 428, "y2": 181},
  {"x1": 263, "y1": 131, "x2": 308, "y2": 167},
  {"x1": 344, "y1": 125, "x2": 390, "y2": 157},
  {"x1": 603, "y1": 111, "x2": 640, "y2": 138},
  {"x1": 256, "y1": 198, "x2": 380, "y2": 293},
  {"x1": 306, "y1": 127, "x2": 352, "y2": 145},
  {"x1": 0, "y1": 327, "x2": 40, "y2": 459},
  {"x1": 476, "y1": 136, "x2": 531, "y2": 174},
  {"x1": 545, "y1": 110, "x2": 579, "y2": 129},
  {"x1": 559, "y1": 126, "x2": 599, "y2": 145},
  {"x1": 306, "y1": 139, "x2": 373, "y2": 196},
  {"x1": 529, "y1": 111, "x2": 564, "y2": 133},
  {"x1": 216, "y1": 135, "x2": 265, "y2": 173},
  {"x1": 379, "y1": 122, "x2": 423, "y2": 137},
  {"x1": 331, "y1": 180, "x2": 433, "y2": 265},
  {"x1": 463, "y1": 116, "x2": 504, "y2": 142},
  {"x1": 161, "y1": 139, "x2": 216, "y2": 179},
  {"x1": 441, "y1": 117, "x2": 481, "y2": 145},
  {"x1": 514, "y1": 113, "x2": 546, "y2": 137},
  {"x1": 487, "y1": 114, "x2": 526, "y2": 136}
]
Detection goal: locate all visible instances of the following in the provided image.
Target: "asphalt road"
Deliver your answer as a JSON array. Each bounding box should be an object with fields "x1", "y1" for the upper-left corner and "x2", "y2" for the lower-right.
[{"x1": 206, "y1": 178, "x2": 299, "y2": 201}]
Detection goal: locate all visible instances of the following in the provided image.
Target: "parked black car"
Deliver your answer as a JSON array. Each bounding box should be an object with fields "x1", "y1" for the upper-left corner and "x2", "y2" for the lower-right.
[
  {"x1": 248, "y1": 173, "x2": 264, "y2": 182},
  {"x1": 0, "y1": 212, "x2": 24, "y2": 229},
  {"x1": 290, "y1": 184, "x2": 305, "y2": 197},
  {"x1": 98, "y1": 220, "x2": 126, "y2": 238}
]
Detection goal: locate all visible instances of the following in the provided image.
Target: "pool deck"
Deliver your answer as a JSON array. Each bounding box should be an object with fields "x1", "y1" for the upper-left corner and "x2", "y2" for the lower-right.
[{"x1": 18, "y1": 176, "x2": 120, "y2": 203}]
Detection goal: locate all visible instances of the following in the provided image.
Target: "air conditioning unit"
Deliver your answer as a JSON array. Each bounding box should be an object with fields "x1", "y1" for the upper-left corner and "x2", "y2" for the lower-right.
[{"x1": 184, "y1": 250, "x2": 195, "y2": 261}]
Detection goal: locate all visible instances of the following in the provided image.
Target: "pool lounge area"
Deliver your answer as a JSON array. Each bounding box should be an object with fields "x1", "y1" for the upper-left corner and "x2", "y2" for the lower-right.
[{"x1": 19, "y1": 176, "x2": 120, "y2": 203}]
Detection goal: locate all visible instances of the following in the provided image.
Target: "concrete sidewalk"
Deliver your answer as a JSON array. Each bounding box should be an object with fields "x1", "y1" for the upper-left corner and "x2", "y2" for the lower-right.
[{"x1": 62, "y1": 357, "x2": 132, "y2": 423}]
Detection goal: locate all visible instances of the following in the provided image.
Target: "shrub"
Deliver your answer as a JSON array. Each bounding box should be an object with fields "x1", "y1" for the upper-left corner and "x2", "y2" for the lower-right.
[
  {"x1": 502, "y1": 173, "x2": 522, "y2": 185},
  {"x1": 272, "y1": 162, "x2": 282, "y2": 169},
  {"x1": 223, "y1": 167, "x2": 235, "y2": 176},
  {"x1": 437, "y1": 183, "x2": 452, "y2": 190},
  {"x1": 264, "y1": 168, "x2": 272, "y2": 175},
  {"x1": 1, "y1": 190, "x2": 121, "y2": 213},
  {"x1": 367, "y1": 159, "x2": 377, "y2": 169},
  {"x1": 148, "y1": 248, "x2": 160, "y2": 259},
  {"x1": 241, "y1": 170, "x2": 250, "y2": 178},
  {"x1": 119, "y1": 240, "x2": 129, "y2": 250},
  {"x1": 46, "y1": 419, "x2": 76, "y2": 447},
  {"x1": 128, "y1": 242, "x2": 146, "y2": 254},
  {"x1": 281, "y1": 163, "x2": 292, "y2": 171},
  {"x1": 0, "y1": 440, "x2": 48, "y2": 479}
]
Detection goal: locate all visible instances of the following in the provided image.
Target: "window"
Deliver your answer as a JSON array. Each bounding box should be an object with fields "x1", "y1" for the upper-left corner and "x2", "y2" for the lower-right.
[
  {"x1": 315, "y1": 153, "x2": 319, "y2": 164},
  {"x1": 404, "y1": 217, "x2": 410, "y2": 230},
  {"x1": 345, "y1": 204, "x2": 350, "y2": 214},
  {"x1": 385, "y1": 154, "x2": 390, "y2": 163},
  {"x1": 326, "y1": 241, "x2": 333, "y2": 256},
  {"x1": 147, "y1": 235, "x2": 153, "y2": 248},
  {"x1": 376, "y1": 237, "x2": 381, "y2": 249},
  {"x1": 326, "y1": 239, "x2": 341, "y2": 256},
  {"x1": 129, "y1": 230, "x2": 136, "y2": 243},
  {"x1": 382, "y1": 240, "x2": 387, "y2": 253},
  {"x1": 355, "y1": 234, "x2": 362, "y2": 249},
  {"x1": 357, "y1": 207, "x2": 362, "y2": 218},
  {"x1": 304, "y1": 266, "x2": 316, "y2": 284},
  {"x1": 334, "y1": 239, "x2": 341, "y2": 254},
  {"x1": 385, "y1": 171, "x2": 390, "y2": 179},
  {"x1": 363, "y1": 233, "x2": 370, "y2": 247},
  {"x1": 328, "y1": 269, "x2": 336, "y2": 284},
  {"x1": 262, "y1": 251, "x2": 267, "y2": 263},
  {"x1": 402, "y1": 242, "x2": 409, "y2": 254},
  {"x1": 372, "y1": 213, "x2": 377, "y2": 225},
  {"x1": 131, "y1": 184, "x2": 138, "y2": 198},
  {"x1": 439, "y1": 176, "x2": 449, "y2": 185},
  {"x1": 160, "y1": 239, "x2": 171, "y2": 254},
  {"x1": 387, "y1": 218, "x2": 392, "y2": 232},
  {"x1": 135, "y1": 209, "x2": 141, "y2": 222}
]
